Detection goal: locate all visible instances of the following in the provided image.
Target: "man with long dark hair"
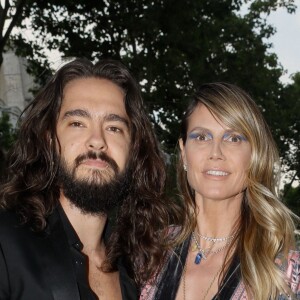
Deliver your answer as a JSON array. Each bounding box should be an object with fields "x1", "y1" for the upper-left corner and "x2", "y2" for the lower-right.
[{"x1": 0, "y1": 58, "x2": 174, "y2": 299}]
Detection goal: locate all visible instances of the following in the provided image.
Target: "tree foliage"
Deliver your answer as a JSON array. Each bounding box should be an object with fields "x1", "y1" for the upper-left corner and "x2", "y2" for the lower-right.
[
  {"x1": 0, "y1": 112, "x2": 16, "y2": 179},
  {"x1": 0, "y1": 0, "x2": 27, "y2": 65},
  {"x1": 1, "y1": 0, "x2": 299, "y2": 186},
  {"x1": 279, "y1": 72, "x2": 300, "y2": 191},
  {"x1": 282, "y1": 184, "x2": 300, "y2": 216}
]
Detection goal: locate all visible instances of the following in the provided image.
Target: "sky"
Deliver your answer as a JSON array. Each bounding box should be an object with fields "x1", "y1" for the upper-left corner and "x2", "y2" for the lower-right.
[{"x1": 267, "y1": 0, "x2": 300, "y2": 83}]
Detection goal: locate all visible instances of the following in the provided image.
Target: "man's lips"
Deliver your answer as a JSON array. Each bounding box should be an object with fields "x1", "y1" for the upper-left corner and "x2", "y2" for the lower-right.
[{"x1": 80, "y1": 159, "x2": 108, "y2": 168}]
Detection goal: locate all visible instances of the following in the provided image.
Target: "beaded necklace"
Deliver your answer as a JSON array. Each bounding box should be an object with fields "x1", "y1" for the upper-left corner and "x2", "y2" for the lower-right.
[{"x1": 191, "y1": 232, "x2": 233, "y2": 265}]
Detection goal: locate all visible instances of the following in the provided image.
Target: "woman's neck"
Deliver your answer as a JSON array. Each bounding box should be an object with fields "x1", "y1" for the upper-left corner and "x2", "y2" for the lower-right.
[{"x1": 194, "y1": 193, "x2": 243, "y2": 238}]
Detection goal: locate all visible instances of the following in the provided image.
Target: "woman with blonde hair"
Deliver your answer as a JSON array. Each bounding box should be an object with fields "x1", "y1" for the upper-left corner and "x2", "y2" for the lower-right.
[{"x1": 140, "y1": 82, "x2": 300, "y2": 300}]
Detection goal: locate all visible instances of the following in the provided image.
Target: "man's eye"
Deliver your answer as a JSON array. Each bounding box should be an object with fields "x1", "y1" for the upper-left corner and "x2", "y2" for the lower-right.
[
  {"x1": 70, "y1": 122, "x2": 83, "y2": 127},
  {"x1": 108, "y1": 127, "x2": 121, "y2": 133}
]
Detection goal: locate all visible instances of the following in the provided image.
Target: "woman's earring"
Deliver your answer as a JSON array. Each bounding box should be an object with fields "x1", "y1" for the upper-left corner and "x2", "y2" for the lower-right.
[{"x1": 183, "y1": 164, "x2": 187, "y2": 171}]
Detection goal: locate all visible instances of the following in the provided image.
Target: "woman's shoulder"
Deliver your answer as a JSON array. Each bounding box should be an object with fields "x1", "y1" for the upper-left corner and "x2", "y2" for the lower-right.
[
  {"x1": 166, "y1": 225, "x2": 182, "y2": 237},
  {"x1": 276, "y1": 249, "x2": 300, "y2": 270},
  {"x1": 286, "y1": 249, "x2": 300, "y2": 296},
  {"x1": 276, "y1": 249, "x2": 300, "y2": 298},
  {"x1": 287, "y1": 249, "x2": 300, "y2": 264}
]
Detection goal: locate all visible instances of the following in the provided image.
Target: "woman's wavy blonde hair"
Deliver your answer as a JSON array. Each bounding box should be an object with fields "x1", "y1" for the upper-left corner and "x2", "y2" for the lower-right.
[{"x1": 177, "y1": 82, "x2": 299, "y2": 299}]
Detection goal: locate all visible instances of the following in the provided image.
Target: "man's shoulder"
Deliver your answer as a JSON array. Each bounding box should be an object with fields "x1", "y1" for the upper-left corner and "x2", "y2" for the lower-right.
[
  {"x1": 0, "y1": 209, "x2": 42, "y2": 242},
  {"x1": 0, "y1": 209, "x2": 22, "y2": 227}
]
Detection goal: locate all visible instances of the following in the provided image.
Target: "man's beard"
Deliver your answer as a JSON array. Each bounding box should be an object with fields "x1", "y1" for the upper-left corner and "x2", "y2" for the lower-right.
[{"x1": 57, "y1": 151, "x2": 131, "y2": 215}]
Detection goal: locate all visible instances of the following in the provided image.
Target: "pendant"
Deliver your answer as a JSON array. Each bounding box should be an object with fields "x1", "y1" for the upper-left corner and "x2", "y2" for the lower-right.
[
  {"x1": 191, "y1": 244, "x2": 198, "y2": 252},
  {"x1": 195, "y1": 252, "x2": 203, "y2": 264}
]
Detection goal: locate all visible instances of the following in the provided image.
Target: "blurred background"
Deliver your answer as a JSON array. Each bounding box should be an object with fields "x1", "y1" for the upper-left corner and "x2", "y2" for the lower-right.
[{"x1": 0, "y1": 0, "x2": 299, "y2": 214}]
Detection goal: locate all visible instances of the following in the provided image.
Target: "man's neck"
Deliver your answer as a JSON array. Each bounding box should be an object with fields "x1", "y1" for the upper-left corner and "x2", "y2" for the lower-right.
[
  {"x1": 59, "y1": 196, "x2": 122, "y2": 299},
  {"x1": 59, "y1": 196, "x2": 107, "y2": 255}
]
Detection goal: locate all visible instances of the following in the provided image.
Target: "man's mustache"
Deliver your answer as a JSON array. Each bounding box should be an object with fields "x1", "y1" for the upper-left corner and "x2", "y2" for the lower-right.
[{"x1": 74, "y1": 151, "x2": 119, "y2": 173}]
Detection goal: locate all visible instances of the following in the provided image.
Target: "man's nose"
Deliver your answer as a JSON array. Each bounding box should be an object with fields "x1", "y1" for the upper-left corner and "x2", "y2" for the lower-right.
[{"x1": 86, "y1": 128, "x2": 107, "y2": 151}]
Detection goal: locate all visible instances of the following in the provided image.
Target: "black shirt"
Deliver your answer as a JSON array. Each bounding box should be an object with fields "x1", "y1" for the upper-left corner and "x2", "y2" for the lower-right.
[
  {"x1": 57, "y1": 206, "x2": 138, "y2": 300},
  {"x1": 0, "y1": 208, "x2": 137, "y2": 300},
  {"x1": 58, "y1": 206, "x2": 98, "y2": 300}
]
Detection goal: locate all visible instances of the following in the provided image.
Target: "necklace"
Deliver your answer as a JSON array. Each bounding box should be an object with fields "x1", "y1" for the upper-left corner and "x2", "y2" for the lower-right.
[
  {"x1": 191, "y1": 232, "x2": 232, "y2": 265},
  {"x1": 191, "y1": 232, "x2": 213, "y2": 264},
  {"x1": 182, "y1": 259, "x2": 222, "y2": 300},
  {"x1": 195, "y1": 231, "x2": 236, "y2": 243}
]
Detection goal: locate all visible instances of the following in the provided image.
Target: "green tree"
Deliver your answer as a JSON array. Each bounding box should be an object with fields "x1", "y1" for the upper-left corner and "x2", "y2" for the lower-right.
[
  {"x1": 0, "y1": 0, "x2": 27, "y2": 66},
  {"x1": 0, "y1": 0, "x2": 51, "y2": 83},
  {"x1": 279, "y1": 72, "x2": 300, "y2": 189},
  {"x1": 282, "y1": 184, "x2": 300, "y2": 216},
  {"x1": 0, "y1": 112, "x2": 16, "y2": 179},
  {"x1": 3, "y1": 0, "x2": 299, "y2": 186}
]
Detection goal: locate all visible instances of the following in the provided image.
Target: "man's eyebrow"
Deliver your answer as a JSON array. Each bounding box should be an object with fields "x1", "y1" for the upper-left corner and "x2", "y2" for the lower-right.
[
  {"x1": 62, "y1": 109, "x2": 91, "y2": 119},
  {"x1": 61, "y1": 110, "x2": 129, "y2": 127},
  {"x1": 104, "y1": 114, "x2": 129, "y2": 128}
]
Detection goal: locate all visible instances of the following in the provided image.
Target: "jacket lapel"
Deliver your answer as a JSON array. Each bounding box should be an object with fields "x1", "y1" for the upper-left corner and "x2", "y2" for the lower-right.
[{"x1": 155, "y1": 236, "x2": 190, "y2": 300}]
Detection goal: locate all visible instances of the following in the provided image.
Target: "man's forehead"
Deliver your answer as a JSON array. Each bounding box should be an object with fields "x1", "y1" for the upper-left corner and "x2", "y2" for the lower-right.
[{"x1": 59, "y1": 79, "x2": 128, "y2": 114}]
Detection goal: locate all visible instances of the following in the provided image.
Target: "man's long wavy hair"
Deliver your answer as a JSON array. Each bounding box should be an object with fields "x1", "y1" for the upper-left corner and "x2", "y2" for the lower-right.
[
  {"x1": 0, "y1": 58, "x2": 179, "y2": 284},
  {"x1": 177, "y1": 82, "x2": 299, "y2": 299}
]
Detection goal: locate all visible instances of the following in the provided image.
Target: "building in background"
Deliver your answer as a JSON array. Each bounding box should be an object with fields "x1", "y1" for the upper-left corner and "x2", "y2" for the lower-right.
[{"x1": 0, "y1": 51, "x2": 35, "y2": 127}]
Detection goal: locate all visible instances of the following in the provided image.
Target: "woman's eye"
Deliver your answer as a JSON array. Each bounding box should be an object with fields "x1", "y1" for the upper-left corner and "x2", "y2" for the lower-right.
[
  {"x1": 229, "y1": 136, "x2": 240, "y2": 142},
  {"x1": 224, "y1": 134, "x2": 244, "y2": 142},
  {"x1": 189, "y1": 132, "x2": 212, "y2": 141},
  {"x1": 197, "y1": 134, "x2": 210, "y2": 141}
]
